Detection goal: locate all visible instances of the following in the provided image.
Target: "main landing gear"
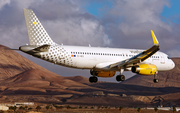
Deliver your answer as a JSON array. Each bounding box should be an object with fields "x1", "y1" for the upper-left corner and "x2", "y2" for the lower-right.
[
  {"x1": 116, "y1": 68, "x2": 125, "y2": 82},
  {"x1": 89, "y1": 76, "x2": 98, "y2": 83},
  {"x1": 89, "y1": 70, "x2": 98, "y2": 83},
  {"x1": 116, "y1": 75, "x2": 125, "y2": 82}
]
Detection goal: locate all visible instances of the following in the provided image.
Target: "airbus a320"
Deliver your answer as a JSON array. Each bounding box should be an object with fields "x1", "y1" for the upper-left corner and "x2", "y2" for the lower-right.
[{"x1": 19, "y1": 9, "x2": 175, "y2": 83}]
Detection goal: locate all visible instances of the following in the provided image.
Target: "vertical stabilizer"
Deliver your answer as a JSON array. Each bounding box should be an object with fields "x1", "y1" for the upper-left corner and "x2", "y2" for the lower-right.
[{"x1": 23, "y1": 9, "x2": 55, "y2": 46}]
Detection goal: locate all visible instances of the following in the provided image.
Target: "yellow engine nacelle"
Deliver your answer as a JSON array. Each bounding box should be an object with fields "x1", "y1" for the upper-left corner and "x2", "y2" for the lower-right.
[
  {"x1": 96, "y1": 71, "x2": 116, "y2": 77},
  {"x1": 131, "y1": 64, "x2": 157, "y2": 75}
]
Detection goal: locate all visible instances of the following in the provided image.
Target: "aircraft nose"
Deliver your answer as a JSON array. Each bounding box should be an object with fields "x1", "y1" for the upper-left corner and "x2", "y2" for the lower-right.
[{"x1": 171, "y1": 60, "x2": 175, "y2": 69}]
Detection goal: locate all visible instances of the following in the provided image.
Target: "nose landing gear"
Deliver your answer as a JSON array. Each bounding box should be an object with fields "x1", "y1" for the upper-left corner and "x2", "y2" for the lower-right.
[
  {"x1": 153, "y1": 73, "x2": 158, "y2": 83},
  {"x1": 153, "y1": 79, "x2": 158, "y2": 83}
]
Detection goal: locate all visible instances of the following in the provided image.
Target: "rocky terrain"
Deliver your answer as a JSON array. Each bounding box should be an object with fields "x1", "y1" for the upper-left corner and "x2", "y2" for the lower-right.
[{"x1": 0, "y1": 45, "x2": 180, "y2": 107}]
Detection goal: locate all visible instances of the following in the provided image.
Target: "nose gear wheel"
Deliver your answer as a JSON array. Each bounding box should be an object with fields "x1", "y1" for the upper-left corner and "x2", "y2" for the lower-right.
[{"x1": 153, "y1": 73, "x2": 158, "y2": 83}]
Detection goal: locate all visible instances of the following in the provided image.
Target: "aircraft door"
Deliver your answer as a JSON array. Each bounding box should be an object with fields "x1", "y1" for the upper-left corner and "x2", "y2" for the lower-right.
[
  {"x1": 122, "y1": 53, "x2": 125, "y2": 59},
  {"x1": 160, "y1": 53, "x2": 165, "y2": 64}
]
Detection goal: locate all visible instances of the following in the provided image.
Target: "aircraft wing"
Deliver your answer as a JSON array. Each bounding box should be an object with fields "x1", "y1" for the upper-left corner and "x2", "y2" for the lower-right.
[{"x1": 109, "y1": 30, "x2": 159, "y2": 69}]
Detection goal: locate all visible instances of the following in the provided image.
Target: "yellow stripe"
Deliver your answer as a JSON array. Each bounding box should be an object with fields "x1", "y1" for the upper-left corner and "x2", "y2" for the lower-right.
[{"x1": 151, "y1": 30, "x2": 159, "y2": 45}]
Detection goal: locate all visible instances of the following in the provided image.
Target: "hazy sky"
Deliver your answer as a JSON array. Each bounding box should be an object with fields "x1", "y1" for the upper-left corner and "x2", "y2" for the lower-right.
[{"x1": 0, "y1": 0, "x2": 180, "y2": 82}]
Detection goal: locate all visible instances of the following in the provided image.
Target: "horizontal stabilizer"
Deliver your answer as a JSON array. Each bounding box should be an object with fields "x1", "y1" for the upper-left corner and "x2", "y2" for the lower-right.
[
  {"x1": 19, "y1": 44, "x2": 50, "y2": 53},
  {"x1": 33, "y1": 44, "x2": 50, "y2": 52}
]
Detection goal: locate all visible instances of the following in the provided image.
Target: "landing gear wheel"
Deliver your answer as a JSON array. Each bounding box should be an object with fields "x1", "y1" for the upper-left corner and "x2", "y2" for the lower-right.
[
  {"x1": 89, "y1": 76, "x2": 98, "y2": 83},
  {"x1": 153, "y1": 79, "x2": 158, "y2": 83},
  {"x1": 116, "y1": 75, "x2": 125, "y2": 82}
]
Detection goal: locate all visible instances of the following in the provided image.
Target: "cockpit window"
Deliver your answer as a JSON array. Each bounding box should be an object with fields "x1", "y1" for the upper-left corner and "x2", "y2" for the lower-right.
[{"x1": 167, "y1": 56, "x2": 171, "y2": 59}]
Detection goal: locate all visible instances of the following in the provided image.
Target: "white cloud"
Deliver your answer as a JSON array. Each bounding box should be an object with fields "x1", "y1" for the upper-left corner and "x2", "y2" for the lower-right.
[
  {"x1": 43, "y1": 18, "x2": 110, "y2": 46},
  {"x1": 16, "y1": 0, "x2": 36, "y2": 9},
  {"x1": 99, "y1": 0, "x2": 179, "y2": 53},
  {"x1": 109, "y1": 0, "x2": 171, "y2": 34},
  {"x1": 0, "y1": 0, "x2": 10, "y2": 10}
]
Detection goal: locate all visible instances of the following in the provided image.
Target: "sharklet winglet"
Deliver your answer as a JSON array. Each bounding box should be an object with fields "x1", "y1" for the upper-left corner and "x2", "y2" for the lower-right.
[{"x1": 151, "y1": 30, "x2": 159, "y2": 45}]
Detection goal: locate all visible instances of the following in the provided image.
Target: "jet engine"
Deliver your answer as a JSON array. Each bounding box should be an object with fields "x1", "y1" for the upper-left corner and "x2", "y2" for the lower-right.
[
  {"x1": 131, "y1": 64, "x2": 157, "y2": 75},
  {"x1": 90, "y1": 70, "x2": 115, "y2": 77}
]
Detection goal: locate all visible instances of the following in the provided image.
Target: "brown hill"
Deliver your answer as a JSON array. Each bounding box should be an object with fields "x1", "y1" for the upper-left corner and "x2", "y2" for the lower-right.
[
  {"x1": 122, "y1": 58, "x2": 180, "y2": 87},
  {"x1": 0, "y1": 45, "x2": 92, "y2": 96},
  {"x1": 0, "y1": 68, "x2": 91, "y2": 95},
  {"x1": 3, "y1": 69, "x2": 89, "y2": 88},
  {"x1": 65, "y1": 76, "x2": 89, "y2": 84},
  {"x1": 0, "y1": 45, "x2": 47, "y2": 79}
]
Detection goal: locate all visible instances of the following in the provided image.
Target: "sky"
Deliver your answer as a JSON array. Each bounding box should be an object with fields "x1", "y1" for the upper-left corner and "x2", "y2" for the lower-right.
[{"x1": 0, "y1": 0, "x2": 180, "y2": 82}]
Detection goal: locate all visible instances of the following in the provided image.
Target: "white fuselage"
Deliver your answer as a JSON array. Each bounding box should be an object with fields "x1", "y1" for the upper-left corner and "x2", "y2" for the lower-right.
[{"x1": 38, "y1": 45, "x2": 175, "y2": 72}]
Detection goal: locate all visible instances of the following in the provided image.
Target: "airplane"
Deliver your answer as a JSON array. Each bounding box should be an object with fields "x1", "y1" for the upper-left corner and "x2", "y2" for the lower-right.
[{"x1": 19, "y1": 9, "x2": 175, "y2": 83}]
